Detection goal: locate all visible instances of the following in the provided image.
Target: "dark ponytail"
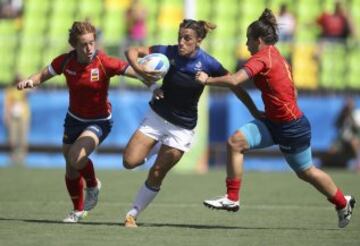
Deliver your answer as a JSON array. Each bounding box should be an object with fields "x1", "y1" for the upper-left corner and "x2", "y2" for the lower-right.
[
  {"x1": 248, "y1": 8, "x2": 279, "y2": 44},
  {"x1": 180, "y1": 19, "x2": 216, "y2": 39}
]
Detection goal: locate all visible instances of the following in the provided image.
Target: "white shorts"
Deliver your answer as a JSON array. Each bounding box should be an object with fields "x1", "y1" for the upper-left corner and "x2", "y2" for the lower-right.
[{"x1": 139, "y1": 109, "x2": 195, "y2": 152}]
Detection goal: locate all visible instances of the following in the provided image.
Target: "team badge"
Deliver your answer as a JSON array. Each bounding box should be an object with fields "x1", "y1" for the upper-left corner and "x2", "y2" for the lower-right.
[
  {"x1": 195, "y1": 61, "x2": 202, "y2": 71},
  {"x1": 90, "y1": 68, "x2": 100, "y2": 81}
]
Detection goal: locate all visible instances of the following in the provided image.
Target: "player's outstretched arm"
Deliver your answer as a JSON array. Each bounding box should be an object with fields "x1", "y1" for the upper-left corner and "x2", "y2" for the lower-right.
[
  {"x1": 196, "y1": 69, "x2": 249, "y2": 87},
  {"x1": 231, "y1": 85, "x2": 264, "y2": 119},
  {"x1": 17, "y1": 67, "x2": 54, "y2": 90}
]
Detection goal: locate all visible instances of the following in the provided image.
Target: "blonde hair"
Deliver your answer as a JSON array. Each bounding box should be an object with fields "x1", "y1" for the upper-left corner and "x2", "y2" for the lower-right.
[{"x1": 68, "y1": 21, "x2": 97, "y2": 47}]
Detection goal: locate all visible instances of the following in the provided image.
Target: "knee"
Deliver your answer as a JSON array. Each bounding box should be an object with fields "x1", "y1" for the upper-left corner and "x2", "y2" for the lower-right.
[
  {"x1": 122, "y1": 155, "x2": 145, "y2": 169},
  {"x1": 296, "y1": 166, "x2": 315, "y2": 182},
  {"x1": 67, "y1": 149, "x2": 87, "y2": 170},
  {"x1": 227, "y1": 132, "x2": 248, "y2": 153}
]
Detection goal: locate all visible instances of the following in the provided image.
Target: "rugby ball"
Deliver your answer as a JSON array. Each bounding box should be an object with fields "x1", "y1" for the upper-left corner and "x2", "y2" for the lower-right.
[{"x1": 138, "y1": 53, "x2": 170, "y2": 79}]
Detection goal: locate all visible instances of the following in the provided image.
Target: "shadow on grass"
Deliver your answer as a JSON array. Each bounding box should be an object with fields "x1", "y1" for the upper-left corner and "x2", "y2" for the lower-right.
[{"x1": 0, "y1": 217, "x2": 339, "y2": 231}]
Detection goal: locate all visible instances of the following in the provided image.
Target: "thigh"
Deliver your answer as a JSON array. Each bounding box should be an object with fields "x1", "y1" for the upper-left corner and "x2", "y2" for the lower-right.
[
  {"x1": 239, "y1": 119, "x2": 274, "y2": 150},
  {"x1": 124, "y1": 130, "x2": 158, "y2": 164},
  {"x1": 283, "y1": 146, "x2": 313, "y2": 172},
  {"x1": 68, "y1": 130, "x2": 100, "y2": 166}
]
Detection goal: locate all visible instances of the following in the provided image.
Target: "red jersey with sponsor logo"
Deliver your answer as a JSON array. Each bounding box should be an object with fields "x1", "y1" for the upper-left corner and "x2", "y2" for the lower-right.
[
  {"x1": 243, "y1": 45, "x2": 302, "y2": 122},
  {"x1": 50, "y1": 50, "x2": 128, "y2": 119}
]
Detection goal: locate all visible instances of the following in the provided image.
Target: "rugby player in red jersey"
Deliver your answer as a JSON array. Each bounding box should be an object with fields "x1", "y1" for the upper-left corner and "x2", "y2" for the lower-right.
[
  {"x1": 196, "y1": 9, "x2": 355, "y2": 228},
  {"x1": 16, "y1": 21, "x2": 153, "y2": 223}
]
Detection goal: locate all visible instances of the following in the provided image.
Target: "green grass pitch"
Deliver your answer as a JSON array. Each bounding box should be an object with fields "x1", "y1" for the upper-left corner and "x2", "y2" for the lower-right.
[{"x1": 0, "y1": 167, "x2": 359, "y2": 246}]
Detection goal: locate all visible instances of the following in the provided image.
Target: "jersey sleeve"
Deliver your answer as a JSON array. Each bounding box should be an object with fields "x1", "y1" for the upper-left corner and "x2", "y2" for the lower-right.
[
  {"x1": 243, "y1": 56, "x2": 266, "y2": 78},
  {"x1": 101, "y1": 54, "x2": 129, "y2": 77},
  {"x1": 149, "y1": 45, "x2": 169, "y2": 55},
  {"x1": 49, "y1": 54, "x2": 68, "y2": 75},
  {"x1": 206, "y1": 56, "x2": 229, "y2": 77}
]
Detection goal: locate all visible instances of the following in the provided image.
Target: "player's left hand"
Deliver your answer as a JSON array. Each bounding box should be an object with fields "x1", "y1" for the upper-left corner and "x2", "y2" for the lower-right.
[
  {"x1": 195, "y1": 71, "x2": 209, "y2": 84},
  {"x1": 152, "y1": 88, "x2": 164, "y2": 100}
]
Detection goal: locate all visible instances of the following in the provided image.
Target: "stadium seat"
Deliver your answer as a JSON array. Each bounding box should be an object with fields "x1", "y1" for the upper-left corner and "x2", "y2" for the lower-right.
[
  {"x1": 76, "y1": 0, "x2": 103, "y2": 26},
  {"x1": 319, "y1": 43, "x2": 347, "y2": 90},
  {"x1": 0, "y1": 20, "x2": 18, "y2": 85},
  {"x1": 292, "y1": 43, "x2": 318, "y2": 90},
  {"x1": 347, "y1": 47, "x2": 360, "y2": 89}
]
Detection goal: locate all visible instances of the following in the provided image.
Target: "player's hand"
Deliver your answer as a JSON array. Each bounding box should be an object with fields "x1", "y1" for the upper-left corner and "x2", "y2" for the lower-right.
[
  {"x1": 152, "y1": 88, "x2": 164, "y2": 100},
  {"x1": 138, "y1": 65, "x2": 162, "y2": 82},
  {"x1": 195, "y1": 71, "x2": 209, "y2": 84},
  {"x1": 17, "y1": 79, "x2": 34, "y2": 90}
]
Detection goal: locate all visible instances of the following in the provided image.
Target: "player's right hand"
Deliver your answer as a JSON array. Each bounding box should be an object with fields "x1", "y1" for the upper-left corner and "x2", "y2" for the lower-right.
[{"x1": 17, "y1": 79, "x2": 34, "y2": 90}]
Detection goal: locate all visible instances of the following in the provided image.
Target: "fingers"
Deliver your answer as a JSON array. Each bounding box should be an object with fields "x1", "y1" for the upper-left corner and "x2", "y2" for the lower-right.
[
  {"x1": 153, "y1": 88, "x2": 164, "y2": 100},
  {"x1": 17, "y1": 79, "x2": 34, "y2": 90},
  {"x1": 195, "y1": 71, "x2": 208, "y2": 84}
]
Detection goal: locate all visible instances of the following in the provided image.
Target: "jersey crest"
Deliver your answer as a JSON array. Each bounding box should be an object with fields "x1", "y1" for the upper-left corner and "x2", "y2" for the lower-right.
[{"x1": 90, "y1": 68, "x2": 100, "y2": 81}]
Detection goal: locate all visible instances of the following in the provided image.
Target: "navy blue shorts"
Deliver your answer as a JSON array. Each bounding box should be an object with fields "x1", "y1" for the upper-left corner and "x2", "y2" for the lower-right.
[
  {"x1": 239, "y1": 115, "x2": 313, "y2": 171},
  {"x1": 263, "y1": 115, "x2": 311, "y2": 154},
  {"x1": 63, "y1": 113, "x2": 113, "y2": 144}
]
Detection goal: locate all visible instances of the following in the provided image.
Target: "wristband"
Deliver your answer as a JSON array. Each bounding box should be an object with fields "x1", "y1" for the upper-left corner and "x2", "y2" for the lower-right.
[{"x1": 149, "y1": 83, "x2": 160, "y2": 92}]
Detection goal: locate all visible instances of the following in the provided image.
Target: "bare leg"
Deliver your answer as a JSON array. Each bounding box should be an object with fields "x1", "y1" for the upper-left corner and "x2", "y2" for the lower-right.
[
  {"x1": 296, "y1": 166, "x2": 338, "y2": 198},
  {"x1": 123, "y1": 130, "x2": 158, "y2": 169}
]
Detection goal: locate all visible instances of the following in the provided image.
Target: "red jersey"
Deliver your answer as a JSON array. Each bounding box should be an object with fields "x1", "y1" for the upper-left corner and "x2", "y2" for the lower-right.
[
  {"x1": 243, "y1": 45, "x2": 302, "y2": 122},
  {"x1": 50, "y1": 50, "x2": 128, "y2": 119}
]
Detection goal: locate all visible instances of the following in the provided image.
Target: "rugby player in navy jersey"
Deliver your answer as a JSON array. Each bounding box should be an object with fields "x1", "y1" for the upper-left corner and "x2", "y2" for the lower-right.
[
  {"x1": 16, "y1": 21, "x2": 150, "y2": 223},
  {"x1": 122, "y1": 19, "x2": 260, "y2": 227},
  {"x1": 196, "y1": 9, "x2": 355, "y2": 228}
]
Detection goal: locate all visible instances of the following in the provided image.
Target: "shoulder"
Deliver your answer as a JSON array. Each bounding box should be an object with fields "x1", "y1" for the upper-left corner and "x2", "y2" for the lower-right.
[{"x1": 198, "y1": 49, "x2": 221, "y2": 65}]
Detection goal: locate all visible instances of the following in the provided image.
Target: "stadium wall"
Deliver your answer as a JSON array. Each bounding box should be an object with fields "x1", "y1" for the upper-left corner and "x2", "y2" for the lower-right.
[{"x1": 1, "y1": 90, "x2": 360, "y2": 170}]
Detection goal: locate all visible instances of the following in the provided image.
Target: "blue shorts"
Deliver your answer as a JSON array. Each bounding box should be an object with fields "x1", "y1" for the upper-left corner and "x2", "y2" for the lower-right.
[
  {"x1": 63, "y1": 113, "x2": 113, "y2": 144},
  {"x1": 239, "y1": 115, "x2": 313, "y2": 172}
]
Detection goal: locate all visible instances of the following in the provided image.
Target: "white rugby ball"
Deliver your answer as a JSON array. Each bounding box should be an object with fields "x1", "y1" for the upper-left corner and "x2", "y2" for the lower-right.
[{"x1": 138, "y1": 53, "x2": 170, "y2": 79}]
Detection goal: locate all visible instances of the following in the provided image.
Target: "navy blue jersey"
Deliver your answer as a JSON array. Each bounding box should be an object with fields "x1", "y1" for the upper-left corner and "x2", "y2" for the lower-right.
[{"x1": 149, "y1": 45, "x2": 228, "y2": 129}]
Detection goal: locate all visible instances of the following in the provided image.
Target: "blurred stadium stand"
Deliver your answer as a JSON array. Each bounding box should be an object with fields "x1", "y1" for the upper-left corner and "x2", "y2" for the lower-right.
[{"x1": 0, "y1": 0, "x2": 359, "y2": 90}]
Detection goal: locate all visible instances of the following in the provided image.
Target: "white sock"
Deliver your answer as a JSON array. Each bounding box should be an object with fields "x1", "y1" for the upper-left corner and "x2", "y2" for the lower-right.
[{"x1": 127, "y1": 182, "x2": 159, "y2": 218}]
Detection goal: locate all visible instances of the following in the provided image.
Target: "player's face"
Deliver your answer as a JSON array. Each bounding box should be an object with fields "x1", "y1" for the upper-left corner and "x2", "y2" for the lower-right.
[
  {"x1": 246, "y1": 30, "x2": 260, "y2": 55},
  {"x1": 177, "y1": 28, "x2": 202, "y2": 57},
  {"x1": 75, "y1": 33, "x2": 96, "y2": 63}
]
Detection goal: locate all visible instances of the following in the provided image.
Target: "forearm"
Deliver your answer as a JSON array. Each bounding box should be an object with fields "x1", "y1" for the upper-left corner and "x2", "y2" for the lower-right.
[
  {"x1": 231, "y1": 86, "x2": 259, "y2": 114},
  {"x1": 125, "y1": 47, "x2": 148, "y2": 74},
  {"x1": 124, "y1": 66, "x2": 152, "y2": 87},
  {"x1": 28, "y1": 67, "x2": 53, "y2": 86},
  {"x1": 205, "y1": 74, "x2": 237, "y2": 87},
  {"x1": 205, "y1": 69, "x2": 249, "y2": 87}
]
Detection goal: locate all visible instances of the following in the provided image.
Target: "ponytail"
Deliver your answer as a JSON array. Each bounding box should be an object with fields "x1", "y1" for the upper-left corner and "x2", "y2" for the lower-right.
[{"x1": 248, "y1": 8, "x2": 279, "y2": 44}]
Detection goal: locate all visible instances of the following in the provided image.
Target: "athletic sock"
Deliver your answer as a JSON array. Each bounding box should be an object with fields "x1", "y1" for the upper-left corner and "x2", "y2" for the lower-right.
[
  {"x1": 79, "y1": 159, "x2": 97, "y2": 188},
  {"x1": 328, "y1": 188, "x2": 347, "y2": 209},
  {"x1": 226, "y1": 177, "x2": 241, "y2": 202},
  {"x1": 127, "y1": 181, "x2": 160, "y2": 218},
  {"x1": 65, "y1": 175, "x2": 84, "y2": 211}
]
